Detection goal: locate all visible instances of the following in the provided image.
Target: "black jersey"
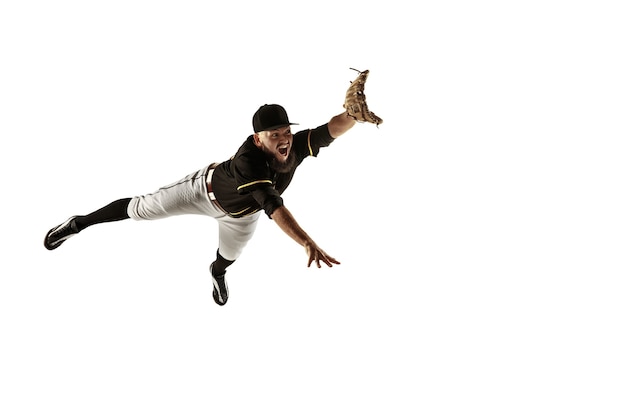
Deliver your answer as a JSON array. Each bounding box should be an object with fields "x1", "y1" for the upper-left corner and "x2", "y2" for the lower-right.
[{"x1": 211, "y1": 124, "x2": 334, "y2": 218}]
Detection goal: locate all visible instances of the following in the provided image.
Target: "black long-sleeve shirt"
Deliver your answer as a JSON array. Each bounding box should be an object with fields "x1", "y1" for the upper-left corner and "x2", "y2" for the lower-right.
[{"x1": 211, "y1": 123, "x2": 335, "y2": 218}]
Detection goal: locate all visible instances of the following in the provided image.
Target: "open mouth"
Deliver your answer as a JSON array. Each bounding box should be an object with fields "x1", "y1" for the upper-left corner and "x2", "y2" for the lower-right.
[{"x1": 278, "y1": 145, "x2": 289, "y2": 156}]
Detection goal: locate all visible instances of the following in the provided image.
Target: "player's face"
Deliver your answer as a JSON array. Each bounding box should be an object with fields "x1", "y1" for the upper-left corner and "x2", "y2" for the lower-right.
[{"x1": 254, "y1": 126, "x2": 293, "y2": 163}]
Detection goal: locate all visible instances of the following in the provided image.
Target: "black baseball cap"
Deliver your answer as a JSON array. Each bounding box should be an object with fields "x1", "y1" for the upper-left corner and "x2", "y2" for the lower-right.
[{"x1": 252, "y1": 104, "x2": 298, "y2": 133}]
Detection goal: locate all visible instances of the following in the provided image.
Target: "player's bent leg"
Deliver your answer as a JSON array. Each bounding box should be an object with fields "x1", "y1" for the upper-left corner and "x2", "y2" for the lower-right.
[
  {"x1": 217, "y1": 213, "x2": 262, "y2": 261},
  {"x1": 210, "y1": 213, "x2": 261, "y2": 306}
]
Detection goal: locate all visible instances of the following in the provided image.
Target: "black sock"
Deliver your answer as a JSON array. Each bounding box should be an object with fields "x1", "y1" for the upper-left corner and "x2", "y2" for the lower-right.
[
  {"x1": 212, "y1": 250, "x2": 235, "y2": 276},
  {"x1": 74, "y1": 198, "x2": 132, "y2": 232}
]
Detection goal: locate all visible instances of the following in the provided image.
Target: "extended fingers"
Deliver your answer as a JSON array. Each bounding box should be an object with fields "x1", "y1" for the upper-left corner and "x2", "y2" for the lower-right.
[
  {"x1": 307, "y1": 247, "x2": 318, "y2": 268},
  {"x1": 317, "y1": 251, "x2": 340, "y2": 268},
  {"x1": 305, "y1": 245, "x2": 340, "y2": 268}
]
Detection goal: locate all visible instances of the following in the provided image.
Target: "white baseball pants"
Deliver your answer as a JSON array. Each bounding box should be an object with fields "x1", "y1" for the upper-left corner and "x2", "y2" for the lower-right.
[{"x1": 126, "y1": 165, "x2": 261, "y2": 261}]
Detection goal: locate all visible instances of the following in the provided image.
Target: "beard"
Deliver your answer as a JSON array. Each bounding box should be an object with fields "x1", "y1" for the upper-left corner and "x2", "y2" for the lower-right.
[{"x1": 262, "y1": 146, "x2": 297, "y2": 173}]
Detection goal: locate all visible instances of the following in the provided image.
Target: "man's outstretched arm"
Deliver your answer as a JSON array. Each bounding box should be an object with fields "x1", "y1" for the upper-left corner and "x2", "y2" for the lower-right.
[
  {"x1": 328, "y1": 111, "x2": 356, "y2": 138},
  {"x1": 270, "y1": 205, "x2": 340, "y2": 268}
]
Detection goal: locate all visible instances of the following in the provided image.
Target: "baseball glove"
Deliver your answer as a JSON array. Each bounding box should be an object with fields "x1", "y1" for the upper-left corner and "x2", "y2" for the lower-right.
[{"x1": 343, "y1": 68, "x2": 383, "y2": 126}]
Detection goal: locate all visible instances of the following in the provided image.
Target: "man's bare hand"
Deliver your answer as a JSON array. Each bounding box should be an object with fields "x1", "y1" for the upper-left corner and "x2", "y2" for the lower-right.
[
  {"x1": 304, "y1": 242, "x2": 341, "y2": 268},
  {"x1": 270, "y1": 206, "x2": 341, "y2": 268}
]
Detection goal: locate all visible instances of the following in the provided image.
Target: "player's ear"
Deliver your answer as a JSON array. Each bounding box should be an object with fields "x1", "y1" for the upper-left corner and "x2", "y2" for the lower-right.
[{"x1": 253, "y1": 133, "x2": 262, "y2": 147}]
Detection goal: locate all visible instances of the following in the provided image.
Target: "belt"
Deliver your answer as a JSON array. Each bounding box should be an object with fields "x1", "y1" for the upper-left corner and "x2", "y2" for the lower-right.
[{"x1": 206, "y1": 163, "x2": 227, "y2": 213}]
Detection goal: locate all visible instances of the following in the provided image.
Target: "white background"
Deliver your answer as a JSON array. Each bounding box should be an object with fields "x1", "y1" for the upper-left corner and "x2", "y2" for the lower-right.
[{"x1": 1, "y1": 1, "x2": 625, "y2": 416}]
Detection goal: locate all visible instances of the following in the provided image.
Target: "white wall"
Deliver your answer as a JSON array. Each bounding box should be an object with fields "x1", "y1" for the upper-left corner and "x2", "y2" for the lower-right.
[{"x1": 2, "y1": 1, "x2": 625, "y2": 416}]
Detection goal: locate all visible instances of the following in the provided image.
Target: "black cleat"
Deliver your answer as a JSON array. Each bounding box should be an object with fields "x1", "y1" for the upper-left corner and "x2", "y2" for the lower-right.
[
  {"x1": 210, "y1": 262, "x2": 229, "y2": 306},
  {"x1": 44, "y1": 216, "x2": 79, "y2": 250}
]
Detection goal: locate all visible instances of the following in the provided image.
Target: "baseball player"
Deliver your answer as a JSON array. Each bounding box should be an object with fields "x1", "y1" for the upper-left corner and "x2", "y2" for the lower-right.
[{"x1": 44, "y1": 69, "x2": 382, "y2": 306}]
